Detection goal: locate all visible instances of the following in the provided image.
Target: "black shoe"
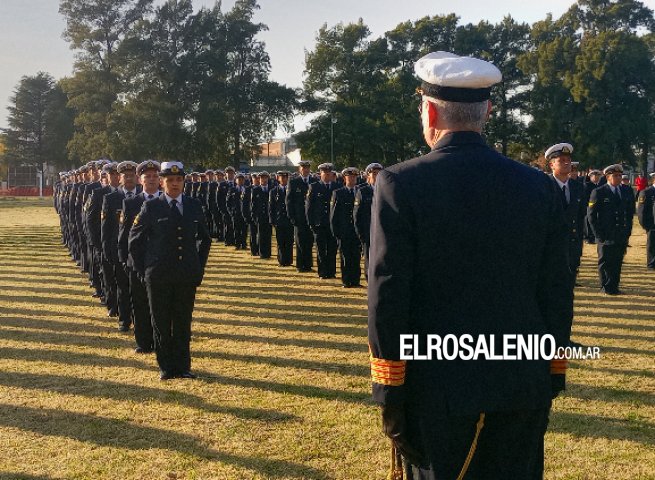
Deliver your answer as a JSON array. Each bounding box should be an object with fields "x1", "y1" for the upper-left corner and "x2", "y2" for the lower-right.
[
  {"x1": 100, "y1": 297, "x2": 107, "y2": 305},
  {"x1": 160, "y1": 371, "x2": 175, "y2": 381},
  {"x1": 178, "y1": 371, "x2": 197, "y2": 379},
  {"x1": 118, "y1": 325, "x2": 130, "y2": 332},
  {"x1": 134, "y1": 347, "x2": 153, "y2": 354},
  {"x1": 297, "y1": 268, "x2": 312, "y2": 273},
  {"x1": 107, "y1": 310, "x2": 118, "y2": 318}
]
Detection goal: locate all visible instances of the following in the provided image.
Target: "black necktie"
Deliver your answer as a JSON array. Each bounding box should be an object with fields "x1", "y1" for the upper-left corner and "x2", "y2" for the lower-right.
[
  {"x1": 147, "y1": 194, "x2": 154, "y2": 200},
  {"x1": 170, "y1": 199, "x2": 181, "y2": 217},
  {"x1": 562, "y1": 185, "x2": 568, "y2": 205},
  {"x1": 614, "y1": 187, "x2": 621, "y2": 200}
]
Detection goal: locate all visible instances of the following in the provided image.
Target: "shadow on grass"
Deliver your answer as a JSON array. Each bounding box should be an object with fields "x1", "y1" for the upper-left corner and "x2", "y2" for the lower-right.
[
  {"x1": 193, "y1": 371, "x2": 371, "y2": 405},
  {"x1": 0, "y1": 474, "x2": 55, "y2": 480},
  {"x1": 0, "y1": 404, "x2": 329, "y2": 479},
  {"x1": 0, "y1": 327, "x2": 133, "y2": 350},
  {"x1": 0, "y1": 371, "x2": 297, "y2": 422},
  {"x1": 194, "y1": 330, "x2": 367, "y2": 353},
  {"x1": 549, "y1": 410, "x2": 654, "y2": 446},
  {"x1": 194, "y1": 315, "x2": 366, "y2": 338},
  {"x1": 195, "y1": 349, "x2": 368, "y2": 378},
  {"x1": 573, "y1": 319, "x2": 655, "y2": 332},
  {"x1": 568, "y1": 363, "x2": 655, "y2": 378},
  {"x1": 564, "y1": 383, "x2": 655, "y2": 407}
]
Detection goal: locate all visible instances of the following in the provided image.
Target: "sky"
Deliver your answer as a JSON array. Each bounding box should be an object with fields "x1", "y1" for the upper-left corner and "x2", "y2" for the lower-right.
[{"x1": 1, "y1": 0, "x2": 653, "y2": 132}]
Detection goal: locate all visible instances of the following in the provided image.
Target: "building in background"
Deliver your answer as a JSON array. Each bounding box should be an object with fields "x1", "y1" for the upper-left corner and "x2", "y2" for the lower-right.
[{"x1": 252, "y1": 137, "x2": 303, "y2": 172}]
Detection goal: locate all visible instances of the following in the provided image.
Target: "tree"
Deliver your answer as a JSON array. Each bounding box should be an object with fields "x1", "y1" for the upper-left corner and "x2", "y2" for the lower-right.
[
  {"x1": 2, "y1": 73, "x2": 74, "y2": 188},
  {"x1": 59, "y1": 0, "x2": 153, "y2": 160}
]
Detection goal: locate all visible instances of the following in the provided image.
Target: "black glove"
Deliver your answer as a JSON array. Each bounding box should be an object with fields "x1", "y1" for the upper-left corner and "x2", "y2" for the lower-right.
[
  {"x1": 381, "y1": 403, "x2": 427, "y2": 468},
  {"x1": 551, "y1": 374, "x2": 566, "y2": 399}
]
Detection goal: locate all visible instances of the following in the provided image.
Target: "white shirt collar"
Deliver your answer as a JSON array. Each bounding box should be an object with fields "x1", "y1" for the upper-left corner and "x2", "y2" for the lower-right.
[
  {"x1": 553, "y1": 176, "x2": 569, "y2": 189},
  {"x1": 164, "y1": 193, "x2": 183, "y2": 204}
]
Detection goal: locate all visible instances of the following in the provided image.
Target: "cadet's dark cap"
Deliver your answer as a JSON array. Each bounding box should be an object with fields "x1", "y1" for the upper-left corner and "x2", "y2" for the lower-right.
[
  {"x1": 276, "y1": 170, "x2": 290, "y2": 176},
  {"x1": 570, "y1": 162, "x2": 579, "y2": 169},
  {"x1": 603, "y1": 164, "x2": 623, "y2": 175},
  {"x1": 649, "y1": 173, "x2": 655, "y2": 178},
  {"x1": 94, "y1": 159, "x2": 109, "y2": 169},
  {"x1": 117, "y1": 161, "x2": 138, "y2": 174},
  {"x1": 545, "y1": 143, "x2": 573, "y2": 160},
  {"x1": 79, "y1": 165, "x2": 89, "y2": 173},
  {"x1": 259, "y1": 171, "x2": 270, "y2": 177},
  {"x1": 225, "y1": 166, "x2": 236, "y2": 173},
  {"x1": 235, "y1": 172, "x2": 245, "y2": 179},
  {"x1": 589, "y1": 169, "x2": 602, "y2": 175},
  {"x1": 341, "y1": 167, "x2": 359, "y2": 176},
  {"x1": 415, "y1": 51, "x2": 501, "y2": 103},
  {"x1": 318, "y1": 163, "x2": 334, "y2": 172},
  {"x1": 159, "y1": 161, "x2": 186, "y2": 177},
  {"x1": 137, "y1": 160, "x2": 160, "y2": 175},
  {"x1": 85, "y1": 161, "x2": 96, "y2": 169},
  {"x1": 205, "y1": 170, "x2": 214, "y2": 175},
  {"x1": 298, "y1": 160, "x2": 311, "y2": 167},
  {"x1": 621, "y1": 174, "x2": 629, "y2": 179},
  {"x1": 102, "y1": 162, "x2": 118, "y2": 174},
  {"x1": 215, "y1": 169, "x2": 225, "y2": 175}
]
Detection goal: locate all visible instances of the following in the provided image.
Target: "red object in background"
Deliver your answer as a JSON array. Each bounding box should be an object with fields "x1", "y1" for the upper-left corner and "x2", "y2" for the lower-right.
[
  {"x1": 635, "y1": 176, "x2": 648, "y2": 192},
  {"x1": 0, "y1": 186, "x2": 53, "y2": 196}
]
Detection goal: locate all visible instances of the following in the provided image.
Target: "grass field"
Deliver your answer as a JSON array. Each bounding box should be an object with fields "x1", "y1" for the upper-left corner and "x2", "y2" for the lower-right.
[{"x1": 0, "y1": 197, "x2": 653, "y2": 480}]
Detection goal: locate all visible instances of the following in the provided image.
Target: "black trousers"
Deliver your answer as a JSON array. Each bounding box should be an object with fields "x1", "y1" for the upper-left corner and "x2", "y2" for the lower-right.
[
  {"x1": 223, "y1": 213, "x2": 235, "y2": 245},
  {"x1": 90, "y1": 246, "x2": 103, "y2": 293},
  {"x1": 275, "y1": 224, "x2": 294, "y2": 266},
  {"x1": 408, "y1": 407, "x2": 550, "y2": 480},
  {"x1": 338, "y1": 236, "x2": 361, "y2": 286},
  {"x1": 249, "y1": 222, "x2": 259, "y2": 255},
  {"x1": 647, "y1": 230, "x2": 655, "y2": 269},
  {"x1": 233, "y1": 217, "x2": 247, "y2": 249},
  {"x1": 597, "y1": 242, "x2": 627, "y2": 293},
  {"x1": 294, "y1": 223, "x2": 314, "y2": 271},
  {"x1": 129, "y1": 268, "x2": 153, "y2": 350},
  {"x1": 102, "y1": 256, "x2": 118, "y2": 313},
  {"x1": 313, "y1": 226, "x2": 337, "y2": 278},
  {"x1": 146, "y1": 280, "x2": 196, "y2": 375},
  {"x1": 257, "y1": 222, "x2": 272, "y2": 259},
  {"x1": 213, "y1": 209, "x2": 224, "y2": 240},
  {"x1": 115, "y1": 263, "x2": 132, "y2": 328}
]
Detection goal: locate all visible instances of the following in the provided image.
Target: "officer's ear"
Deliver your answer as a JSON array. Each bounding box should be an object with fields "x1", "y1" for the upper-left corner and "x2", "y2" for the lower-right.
[{"x1": 486, "y1": 101, "x2": 493, "y2": 120}]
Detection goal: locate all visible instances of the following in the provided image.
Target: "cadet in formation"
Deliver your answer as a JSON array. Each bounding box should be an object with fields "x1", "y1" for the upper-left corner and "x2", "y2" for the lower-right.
[
  {"x1": 306, "y1": 163, "x2": 338, "y2": 279},
  {"x1": 587, "y1": 164, "x2": 635, "y2": 295},
  {"x1": 354, "y1": 162, "x2": 382, "y2": 280},
  {"x1": 637, "y1": 173, "x2": 655, "y2": 270},
  {"x1": 330, "y1": 167, "x2": 362, "y2": 287}
]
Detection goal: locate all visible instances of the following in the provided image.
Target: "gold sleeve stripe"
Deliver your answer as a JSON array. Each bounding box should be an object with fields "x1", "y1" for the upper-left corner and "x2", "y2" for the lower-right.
[
  {"x1": 370, "y1": 356, "x2": 406, "y2": 386},
  {"x1": 550, "y1": 358, "x2": 568, "y2": 375}
]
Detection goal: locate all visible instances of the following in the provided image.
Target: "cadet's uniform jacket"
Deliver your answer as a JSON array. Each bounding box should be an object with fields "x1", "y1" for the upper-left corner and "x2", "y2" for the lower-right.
[
  {"x1": 637, "y1": 186, "x2": 655, "y2": 232},
  {"x1": 368, "y1": 132, "x2": 573, "y2": 415},
  {"x1": 549, "y1": 175, "x2": 585, "y2": 267},
  {"x1": 269, "y1": 186, "x2": 292, "y2": 227},
  {"x1": 354, "y1": 184, "x2": 374, "y2": 245},
  {"x1": 128, "y1": 195, "x2": 211, "y2": 285},
  {"x1": 330, "y1": 187, "x2": 358, "y2": 240},
  {"x1": 286, "y1": 176, "x2": 317, "y2": 226},
  {"x1": 87, "y1": 186, "x2": 112, "y2": 247},
  {"x1": 305, "y1": 182, "x2": 337, "y2": 229},
  {"x1": 588, "y1": 183, "x2": 635, "y2": 245},
  {"x1": 101, "y1": 190, "x2": 126, "y2": 264}
]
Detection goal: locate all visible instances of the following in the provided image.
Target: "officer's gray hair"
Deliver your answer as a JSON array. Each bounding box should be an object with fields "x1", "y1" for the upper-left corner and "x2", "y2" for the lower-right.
[{"x1": 433, "y1": 99, "x2": 489, "y2": 132}]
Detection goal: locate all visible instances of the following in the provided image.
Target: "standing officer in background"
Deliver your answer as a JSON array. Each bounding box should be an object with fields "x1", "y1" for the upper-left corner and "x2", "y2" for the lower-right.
[
  {"x1": 269, "y1": 171, "x2": 294, "y2": 267},
  {"x1": 330, "y1": 167, "x2": 362, "y2": 287},
  {"x1": 227, "y1": 173, "x2": 248, "y2": 250},
  {"x1": 286, "y1": 160, "x2": 316, "y2": 272},
  {"x1": 129, "y1": 161, "x2": 211, "y2": 380},
  {"x1": 102, "y1": 161, "x2": 140, "y2": 332},
  {"x1": 306, "y1": 163, "x2": 338, "y2": 279},
  {"x1": 546, "y1": 143, "x2": 585, "y2": 285},
  {"x1": 242, "y1": 173, "x2": 259, "y2": 256},
  {"x1": 251, "y1": 171, "x2": 273, "y2": 259},
  {"x1": 119, "y1": 160, "x2": 161, "y2": 353},
  {"x1": 583, "y1": 169, "x2": 603, "y2": 244},
  {"x1": 637, "y1": 173, "x2": 655, "y2": 270},
  {"x1": 588, "y1": 164, "x2": 635, "y2": 295},
  {"x1": 368, "y1": 51, "x2": 572, "y2": 479},
  {"x1": 354, "y1": 162, "x2": 382, "y2": 281}
]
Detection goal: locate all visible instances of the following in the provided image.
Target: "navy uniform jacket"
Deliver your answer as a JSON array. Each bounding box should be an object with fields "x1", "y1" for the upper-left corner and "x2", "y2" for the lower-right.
[
  {"x1": 119, "y1": 195, "x2": 145, "y2": 266},
  {"x1": 286, "y1": 176, "x2": 317, "y2": 226},
  {"x1": 305, "y1": 182, "x2": 337, "y2": 229},
  {"x1": 330, "y1": 187, "x2": 358, "y2": 240},
  {"x1": 216, "y1": 181, "x2": 231, "y2": 216},
  {"x1": 226, "y1": 185, "x2": 246, "y2": 219},
  {"x1": 208, "y1": 181, "x2": 219, "y2": 216},
  {"x1": 549, "y1": 175, "x2": 586, "y2": 265},
  {"x1": 128, "y1": 196, "x2": 211, "y2": 285},
  {"x1": 354, "y1": 184, "x2": 374, "y2": 245},
  {"x1": 101, "y1": 190, "x2": 126, "y2": 264},
  {"x1": 588, "y1": 183, "x2": 635, "y2": 245},
  {"x1": 637, "y1": 186, "x2": 655, "y2": 231},
  {"x1": 86, "y1": 186, "x2": 111, "y2": 247},
  {"x1": 368, "y1": 132, "x2": 573, "y2": 415},
  {"x1": 241, "y1": 186, "x2": 254, "y2": 223},
  {"x1": 269, "y1": 186, "x2": 291, "y2": 227},
  {"x1": 251, "y1": 186, "x2": 270, "y2": 224}
]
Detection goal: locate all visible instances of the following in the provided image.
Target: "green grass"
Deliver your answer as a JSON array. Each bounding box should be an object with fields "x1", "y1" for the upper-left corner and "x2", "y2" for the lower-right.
[{"x1": 0, "y1": 198, "x2": 653, "y2": 480}]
